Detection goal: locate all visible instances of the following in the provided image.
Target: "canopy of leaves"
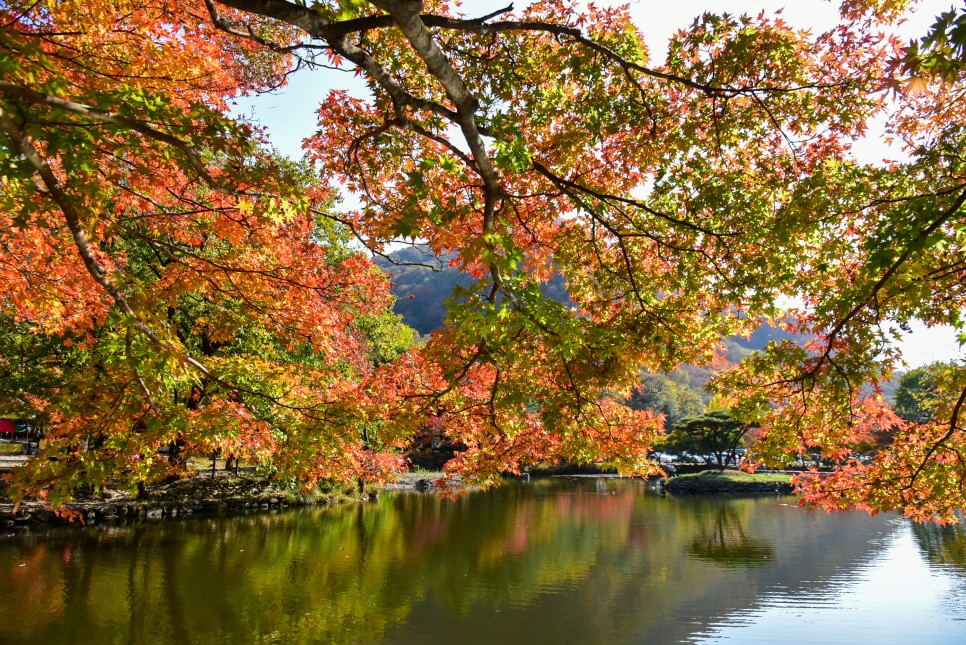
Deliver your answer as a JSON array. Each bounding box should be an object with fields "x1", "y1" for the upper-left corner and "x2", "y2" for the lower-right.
[
  {"x1": 0, "y1": 0, "x2": 964, "y2": 521},
  {"x1": 898, "y1": 7, "x2": 966, "y2": 85}
]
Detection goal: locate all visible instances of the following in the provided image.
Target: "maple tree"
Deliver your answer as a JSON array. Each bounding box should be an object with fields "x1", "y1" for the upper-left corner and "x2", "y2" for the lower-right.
[
  {"x1": 0, "y1": 0, "x2": 411, "y2": 505},
  {"x1": 0, "y1": 0, "x2": 964, "y2": 520}
]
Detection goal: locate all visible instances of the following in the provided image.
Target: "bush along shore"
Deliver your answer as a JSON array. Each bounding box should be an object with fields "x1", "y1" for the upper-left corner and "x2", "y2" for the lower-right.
[
  {"x1": 0, "y1": 471, "x2": 449, "y2": 528},
  {"x1": 663, "y1": 469, "x2": 795, "y2": 495}
]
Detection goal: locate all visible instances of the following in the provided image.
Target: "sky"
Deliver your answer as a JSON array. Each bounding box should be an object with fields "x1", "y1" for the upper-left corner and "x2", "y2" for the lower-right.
[{"x1": 234, "y1": 0, "x2": 963, "y2": 368}]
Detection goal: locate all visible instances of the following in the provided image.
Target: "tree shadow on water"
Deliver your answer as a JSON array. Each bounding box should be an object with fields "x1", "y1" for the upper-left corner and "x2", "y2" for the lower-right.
[
  {"x1": 912, "y1": 519, "x2": 966, "y2": 573},
  {"x1": 686, "y1": 505, "x2": 775, "y2": 569}
]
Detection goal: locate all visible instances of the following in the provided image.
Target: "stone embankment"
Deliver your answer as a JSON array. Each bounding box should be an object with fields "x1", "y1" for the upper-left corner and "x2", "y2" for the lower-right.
[{"x1": 0, "y1": 470, "x2": 449, "y2": 528}]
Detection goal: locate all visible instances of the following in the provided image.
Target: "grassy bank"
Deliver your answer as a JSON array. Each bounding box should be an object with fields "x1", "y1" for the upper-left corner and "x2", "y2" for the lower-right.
[{"x1": 665, "y1": 469, "x2": 794, "y2": 494}]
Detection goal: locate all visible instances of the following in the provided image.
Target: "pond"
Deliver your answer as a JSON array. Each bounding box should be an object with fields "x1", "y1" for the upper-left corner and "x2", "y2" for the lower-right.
[{"x1": 1, "y1": 478, "x2": 965, "y2": 644}]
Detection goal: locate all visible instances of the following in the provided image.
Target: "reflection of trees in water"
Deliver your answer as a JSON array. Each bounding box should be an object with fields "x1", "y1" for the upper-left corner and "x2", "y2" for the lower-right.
[
  {"x1": 686, "y1": 504, "x2": 775, "y2": 568},
  {"x1": 911, "y1": 518, "x2": 966, "y2": 619},
  {"x1": 912, "y1": 519, "x2": 966, "y2": 572},
  {"x1": 0, "y1": 483, "x2": 638, "y2": 643}
]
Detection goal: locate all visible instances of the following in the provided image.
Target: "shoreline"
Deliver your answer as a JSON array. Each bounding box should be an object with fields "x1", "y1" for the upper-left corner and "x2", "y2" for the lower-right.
[
  {"x1": 0, "y1": 470, "x2": 448, "y2": 529},
  {"x1": 1, "y1": 467, "x2": 797, "y2": 530}
]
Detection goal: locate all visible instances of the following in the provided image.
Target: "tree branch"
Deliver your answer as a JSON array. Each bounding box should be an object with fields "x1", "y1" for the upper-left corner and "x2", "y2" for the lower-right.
[{"x1": 0, "y1": 80, "x2": 225, "y2": 191}]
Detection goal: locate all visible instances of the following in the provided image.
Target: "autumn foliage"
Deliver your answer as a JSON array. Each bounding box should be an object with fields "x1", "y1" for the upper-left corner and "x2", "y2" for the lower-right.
[{"x1": 1, "y1": 0, "x2": 964, "y2": 520}]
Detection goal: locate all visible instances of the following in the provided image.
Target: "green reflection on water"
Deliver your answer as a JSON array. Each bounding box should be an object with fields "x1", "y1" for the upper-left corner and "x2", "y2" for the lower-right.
[
  {"x1": 685, "y1": 503, "x2": 775, "y2": 567},
  {"x1": 912, "y1": 519, "x2": 966, "y2": 571},
  {"x1": 0, "y1": 478, "x2": 957, "y2": 644}
]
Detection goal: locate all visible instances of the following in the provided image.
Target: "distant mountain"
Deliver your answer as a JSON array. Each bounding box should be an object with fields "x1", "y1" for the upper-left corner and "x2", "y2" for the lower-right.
[
  {"x1": 375, "y1": 246, "x2": 475, "y2": 336},
  {"x1": 375, "y1": 245, "x2": 570, "y2": 336}
]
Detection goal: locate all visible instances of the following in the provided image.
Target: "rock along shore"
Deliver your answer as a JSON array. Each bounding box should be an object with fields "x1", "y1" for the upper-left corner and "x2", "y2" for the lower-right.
[
  {"x1": 663, "y1": 471, "x2": 794, "y2": 495},
  {"x1": 0, "y1": 470, "x2": 450, "y2": 529}
]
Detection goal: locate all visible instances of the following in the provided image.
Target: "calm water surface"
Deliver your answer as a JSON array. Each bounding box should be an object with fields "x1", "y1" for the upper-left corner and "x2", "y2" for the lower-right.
[{"x1": 1, "y1": 478, "x2": 965, "y2": 644}]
